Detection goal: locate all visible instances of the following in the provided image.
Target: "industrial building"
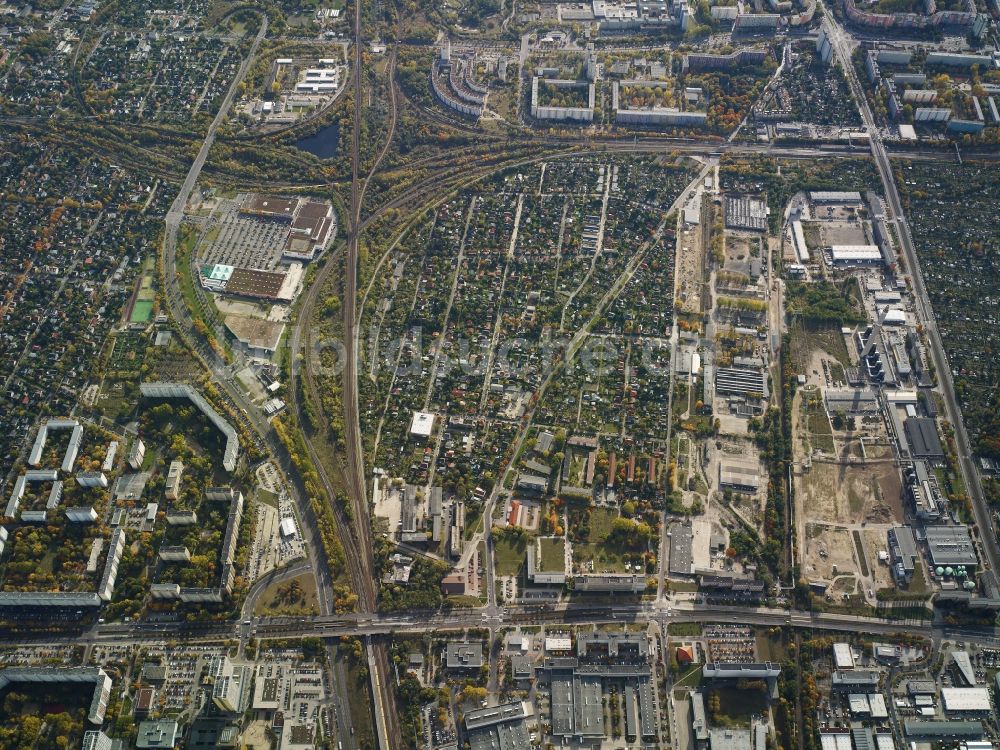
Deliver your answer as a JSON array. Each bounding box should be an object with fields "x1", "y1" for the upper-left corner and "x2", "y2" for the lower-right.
[
  {"x1": 718, "y1": 459, "x2": 761, "y2": 493},
  {"x1": 832, "y1": 671, "x2": 880, "y2": 690},
  {"x1": 824, "y1": 388, "x2": 878, "y2": 414},
  {"x1": 669, "y1": 521, "x2": 694, "y2": 575},
  {"x1": 833, "y1": 643, "x2": 854, "y2": 670},
  {"x1": 541, "y1": 632, "x2": 657, "y2": 743},
  {"x1": 903, "y1": 417, "x2": 944, "y2": 463},
  {"x1": 941, "y1": 687, "x2": 993, "y2": 715},
  {"x1": 888, "y1": 526, "x2": 918, "y2": 581},
  {"x1": 829, "y1": 245, "x2": 884, "y2": 266},
  {"x1": 715, "y1": 366, "x2": 768, "y2": 399},
  {"x1": 904, "y1": 721, "x2": 984, "y2": 739},
  {"x1": 465, "y1": 702, "x2": 533, "y2": 750},
  {"x1": 724, "y1": 195, "x2": 768, "y2": 232},
  {"x1": 925, "y1": 525, "x2": 978, "y2": 569}
]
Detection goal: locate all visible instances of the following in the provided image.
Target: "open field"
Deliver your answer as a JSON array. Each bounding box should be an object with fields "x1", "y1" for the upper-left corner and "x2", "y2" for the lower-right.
[
  {"x1": 795, "y1": 460, "x2": 901, "y2": 526},
  {"x1": 253, "y1": 572, "x2": 320, "y2": 616}
]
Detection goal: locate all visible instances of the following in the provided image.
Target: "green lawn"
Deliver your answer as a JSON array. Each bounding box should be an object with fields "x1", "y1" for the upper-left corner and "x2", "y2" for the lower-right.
[
  {"x1": 708, "y1": 686, "x2": 769, "y2": 727},
  {"x1": 493, "y1": 535, "x2": 528, "y2": 576},
  {"x1": 589, "y1": 507, "x2": 617, "y2": 542},
  {"x1": 573, "y1": 542, "x2": 629, "y2": 572},
  {"x1": 667, "y1": 622, "x2": 702, "y2": 636},
  {"x1": 539, "y1": 537, "x2": 566, "y2": 571}
]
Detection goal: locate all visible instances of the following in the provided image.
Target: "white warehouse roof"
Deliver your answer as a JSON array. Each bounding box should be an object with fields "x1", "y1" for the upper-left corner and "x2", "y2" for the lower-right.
[
  {"x1": 868, "y1": 694, "x2": 888, "y2": 719},
  {"x1": 409, "y1": 411, "x2": 435, "y2": 438},
  {"x1": 821, "y1": 734, "x2": 853, "y2": 750},
  {"x1": 833, "y1": 643, "x2": 854, "y2": 669},
  {"x1": 545, "y1": 637, "x2": 572, "y2": 652},
  {"x1": 830, "y1": 245, "x2": 882, "y2": 262},
  {"x1": 941, "y1": 688, "x2": 992, "y2": 713}
]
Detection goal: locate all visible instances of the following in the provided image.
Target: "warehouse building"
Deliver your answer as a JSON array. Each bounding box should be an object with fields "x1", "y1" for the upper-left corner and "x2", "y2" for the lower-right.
[
  {"x1": 711, "y1": 728, "x2": 753, "y2": 750},
  {"x1": 465, "y1": 702, "x2": 532, "y2": 750},
  {"x1": 832, "y1": 671, "x2": 880, "y2": 690},
  {"x1": 888, "y1": 526, "x2": 918, "y2": 581},
  {"x1": 829, "y1": 245, "x2": 884, "y2": 266},
  {"x1": 833, "y1": 643, "x2": 854, "y2": 670},
  {"x1": 715, "y1": 367, "x2": 768, "y2": 398},
  {"x1": 904, "y1": 418, "x2": 944, "y2": 463},
  {"x1": 925, "y1": 525, "x2": 978, "y2": 569},
  {"x1": 904, "y1": 721, "x2": 984, "y2": 739},
  {"x1": 824, "y1": 388, "x2": 878, "y2": 414},
  {"x1": 718, "y1": 459, "x2": 760, "y2": 493}
]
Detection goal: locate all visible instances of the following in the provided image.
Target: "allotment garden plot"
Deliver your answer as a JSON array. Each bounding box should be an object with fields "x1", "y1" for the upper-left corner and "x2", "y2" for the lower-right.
[{"x1": 360, "y1": 155, "x2": 699, "y2": 565}]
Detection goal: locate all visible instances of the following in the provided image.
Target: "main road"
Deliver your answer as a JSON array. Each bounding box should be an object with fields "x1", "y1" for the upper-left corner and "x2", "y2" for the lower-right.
[{"x1": 22, "y1": 601, "x2": 1000, "y2": 649}]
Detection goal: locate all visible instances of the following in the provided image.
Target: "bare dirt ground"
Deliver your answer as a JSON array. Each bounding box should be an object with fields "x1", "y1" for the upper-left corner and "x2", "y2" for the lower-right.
[
  {"x1": 676, "y1": 202, "x2": 704, "y2": 314},
  {"x1": 862, "y1": 528, "x2": 896, "y2": 592},
  {"x1": 803, "y1": 523, "x2": 860, "y2": 582},
  {"x1": 796, "y1": 460, "x2": 901, "y2": 526}
]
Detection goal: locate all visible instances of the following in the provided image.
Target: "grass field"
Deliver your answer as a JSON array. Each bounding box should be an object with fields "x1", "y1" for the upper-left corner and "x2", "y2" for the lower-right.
[
  {"x1": 590, "y1": 507, "x2": 617, "y2": 541},
  {"x1": 494, "y1": 535, "x2": 528, "y2": 576},
  {"x1": 709, "y1": 686, "x2": 769, "y2": 727},
  {"x1": 539, "y1": 537, "x2": 566, "y2": 571},
  {"x1": 668, "y1": 622, "x2": 702, "y2": 636},
  {"x1": 789, "y1": 322, "x2": 852, "y2": 370},
  {"x1": 253, "y1": 572, "x2": 319, "y2": 616}
]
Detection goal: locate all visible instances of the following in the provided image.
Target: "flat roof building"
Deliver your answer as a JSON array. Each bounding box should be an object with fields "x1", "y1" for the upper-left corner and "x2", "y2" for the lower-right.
[
  {"x1": 904, "y1": 721, "x2": 984, "y2": 739},
  {"x1": 830, "y1": 246, "x2": 883, "y2": 265},
  {"x1": 0, "y1": 667, "x2": 111, "y2": 724},
  {"x1": 904, "y1": 417, "x2": 944, "y2": 462},
  {"x1": 719, "y1": 459, "x2": 761, "y2": 493},
  {"x1": 711, "y1": 728, "x2": 753, "y2": 750},
  {"x1": 825, "y1": 388, "x2": 878, "y2": 414},
  {"x1": 832, "y1": 671, "x2": 880, "y2": 690},
  {"x1": 135, "y1": 720, "x2": 179, "y2": 749},
  {"x1": 692, "y1": 691, "x2": 709, "y2": 748},
  {"x1": 465, "y1": 702, "x2": 532, "y2": 750},
  {"x1": 669, "y1": 521, "x2": 694, "y2": 575},
  {"x1": 952, "y1": 651, "x2": 976, "y2": 686},
  {"x1": 868, "y1": 694, "x2": 889, "y2": 719},
  {"x1": 164, "y1": 460, "x2": 183, "y2": 500},
  {"x1": 446, "y1": 642, "x2": 484, "y2": 670},
  {"x1": 833, "y1": 643, "x2": 854, "y2": 670},
  {"x1": 925, "y1": 525, "x2": 978, "y2": 568},
  {"x1": 410, "y1": 411, "x2": 435, "y2": 439},
  {"x1": 941, "y1": 688, "x2": 992, "y2": 714}
]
